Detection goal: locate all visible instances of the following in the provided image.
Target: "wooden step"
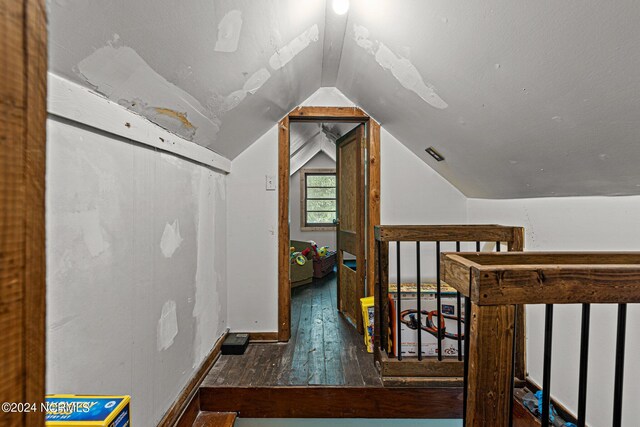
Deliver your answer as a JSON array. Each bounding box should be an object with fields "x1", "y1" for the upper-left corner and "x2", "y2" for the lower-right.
[
  {"x1": 199, "y1": 386, "x2": 463, "y2": 418},
  {"x1": 377, "y1": 349, "x2": 464, "y2": 377},
  {"x1": 193, "y1": 412, "x2": 236, "y2": 427},
  {"x1": 382, "y1": 376, "x2": 463, "y2": 388}
]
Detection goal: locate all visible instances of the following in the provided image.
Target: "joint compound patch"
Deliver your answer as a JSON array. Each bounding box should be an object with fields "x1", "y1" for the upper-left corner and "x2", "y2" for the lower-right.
[
  {"x1": 353, "y1": 24, "x2": 448, "y2": 110},
  {"x1": 160, "y1": 219, "x2": 183, "y2": 258},
  {"x1": 354, "y1": 24, "x2": 376, "y2": 55},
  {"x1": 73, "y1": 209, "x2": 110, "y2": 257},
  {"x1": 269, "y1": 24, "x2": 320, "y2": 70},
  {"x1": 158, "y1": 300, "x2": 178, "y2": 351},
  {"x1": 76, "y1": 43, "x2": 220, "y2": 145},
  {"x1": 119, "y1": 99, "x2": 197, "y2": 141},
  {"x1": 221, "y1": 68, "x2": 271, "y2": 112},
  {"x1": 215, "y1": 10, "x2": 243, "y2": 52}
]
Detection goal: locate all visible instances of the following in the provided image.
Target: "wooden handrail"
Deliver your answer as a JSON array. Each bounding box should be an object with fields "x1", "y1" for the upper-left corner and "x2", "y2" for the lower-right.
[
  {"x1": 374, "y1": 225, "x2": 524, "y2": 246},
  {"x1": 442, "y1": 252, "x2": 640, "y2": 305}
]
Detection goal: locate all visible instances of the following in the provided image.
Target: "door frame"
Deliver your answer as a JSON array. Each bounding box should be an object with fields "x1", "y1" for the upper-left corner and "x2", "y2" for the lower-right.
[{"x1": 278, "y1": 107, "x2": 380, "y2": 341}]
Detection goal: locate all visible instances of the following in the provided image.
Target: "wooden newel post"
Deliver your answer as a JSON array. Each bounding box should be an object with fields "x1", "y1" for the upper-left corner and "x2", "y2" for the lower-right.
[{"x1": 465, "y1": 303, "x2": 516, "y2": 427}]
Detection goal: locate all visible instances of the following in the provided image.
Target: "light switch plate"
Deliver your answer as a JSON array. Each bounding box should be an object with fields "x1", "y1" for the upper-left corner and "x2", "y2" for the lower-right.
[{"x1": 265, "y1": 175, "x2": 276, "y2": 190}]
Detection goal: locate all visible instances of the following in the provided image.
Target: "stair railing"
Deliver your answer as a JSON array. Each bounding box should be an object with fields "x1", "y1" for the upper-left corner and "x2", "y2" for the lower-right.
[
  {"x1": 442, "y1": 251, "x2": 640, "y2": 427},
  {"x1": 373, "y1": 225, "x2": 526, "y2": 387}
]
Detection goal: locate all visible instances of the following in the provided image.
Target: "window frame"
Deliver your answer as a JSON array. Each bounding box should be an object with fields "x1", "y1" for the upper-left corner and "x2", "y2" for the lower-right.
[{"x1": 300, "y1": 168, "x2": 337, "y2": 231}]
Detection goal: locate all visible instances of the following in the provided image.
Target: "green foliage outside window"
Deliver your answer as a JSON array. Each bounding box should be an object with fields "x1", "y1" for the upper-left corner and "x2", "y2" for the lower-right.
[{"x1": 305, "y1": 173, "x2": 337, "y2": 226}]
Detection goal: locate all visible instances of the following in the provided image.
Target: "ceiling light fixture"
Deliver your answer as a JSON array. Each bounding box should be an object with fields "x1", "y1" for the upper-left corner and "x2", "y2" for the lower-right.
[
  {"x1": 332, "y1": 0, "x2": 350, "y2": 15},
  {"x1": 425, "y1": 147, "x2": 445, "y2": 162}
]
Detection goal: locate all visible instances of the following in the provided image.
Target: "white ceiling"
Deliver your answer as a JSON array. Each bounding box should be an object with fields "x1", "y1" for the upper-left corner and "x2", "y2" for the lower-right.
[
  {"x1": 48, "y1": 0, "x2": 640, "y2": 198},
  {"x1": 48, "y1": 0, "x2": 326, "y2": 159},
  {"x1": 289, "y1": 122, "x2": 357, "y2": 175}
]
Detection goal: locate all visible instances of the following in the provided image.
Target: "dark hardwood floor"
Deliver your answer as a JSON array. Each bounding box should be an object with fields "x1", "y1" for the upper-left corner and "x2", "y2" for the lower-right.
[{"x1": 203, "y1": 272, "x2": 382, "y2": 387}]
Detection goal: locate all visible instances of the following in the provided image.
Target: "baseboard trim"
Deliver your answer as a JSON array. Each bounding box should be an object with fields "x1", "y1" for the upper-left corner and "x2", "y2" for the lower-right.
[
  {"x1": 237, "y1": 332, "x2": 279, "y2": 342},
  {"x1": 174, "y1": 390, "x2": 200, "y2": 427},
  {"x1": 157, "y1": 330, "x2": 229, "y2": 427}
]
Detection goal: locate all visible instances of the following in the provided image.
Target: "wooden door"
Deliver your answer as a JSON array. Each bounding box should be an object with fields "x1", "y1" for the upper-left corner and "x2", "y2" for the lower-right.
[
  {"x1": 0, "y1": 1, "x2": 47, "y2": 426},
  {"x1": 336, "y1": 124, "x2": 366, "y2": 333}
]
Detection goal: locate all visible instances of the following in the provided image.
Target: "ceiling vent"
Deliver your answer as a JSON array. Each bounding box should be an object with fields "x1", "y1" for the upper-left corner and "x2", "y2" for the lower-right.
[{"x1": 425, "y1": 147, "x2": 445, "y2": 162}]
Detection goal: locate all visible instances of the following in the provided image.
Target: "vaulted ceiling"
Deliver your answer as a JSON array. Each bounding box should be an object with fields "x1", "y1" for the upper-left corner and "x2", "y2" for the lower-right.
[{"x1": 48, "y1": 0, "x2": 640, "y2": 198}]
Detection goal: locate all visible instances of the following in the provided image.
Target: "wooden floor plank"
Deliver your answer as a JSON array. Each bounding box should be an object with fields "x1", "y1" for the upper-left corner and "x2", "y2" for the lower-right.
[
  {"x1": 321, "y1": 280, "x2": 345, "y2": 385},
  {"x1": 258, "y1": 343, "x2": 287, "y2": 385},
  {"x1": 308, "y1": 287, "x2": 326, "y2": 385},
  {"x1": 289, "y1": 289, "x2": 313, "y2": 385},
  {"x1": 276, "y1": 281, "x2": 307, "y2": 385},
  {"x1": 221, "y1": 350, "x2": 247, "y2": 386},
  {"x1": 237, "y1": 345, "x2": 261, "y2": 386},
  {"x1": 336, "y1": 314, "x2": 366, "y2": 386},
  {"x1": 204, "y1": 273, "x2": 379, "y2": 388},
  {"x1": 201, "y1": 355, "x2": 228, "y2": 387},
  {"x1": 351, "y1": 323, "x2": 382, "y2": 386}
]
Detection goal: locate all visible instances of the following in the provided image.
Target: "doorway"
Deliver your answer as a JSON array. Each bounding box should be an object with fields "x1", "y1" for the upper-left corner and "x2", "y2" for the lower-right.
[{"x1": 278, "y1": 107, "x2": 380, "y2": 342}]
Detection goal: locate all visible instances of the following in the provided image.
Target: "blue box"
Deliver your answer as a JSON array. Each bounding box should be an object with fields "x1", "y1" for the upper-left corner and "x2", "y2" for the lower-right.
[{"x1": 45, "y1": 395, "x2": 130, "y2": 427}]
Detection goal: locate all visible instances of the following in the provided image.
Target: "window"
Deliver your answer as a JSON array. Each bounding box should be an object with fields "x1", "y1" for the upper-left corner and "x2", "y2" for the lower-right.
[{"x1": 301, "y1": 169, "x2": 337, "y2": 229}]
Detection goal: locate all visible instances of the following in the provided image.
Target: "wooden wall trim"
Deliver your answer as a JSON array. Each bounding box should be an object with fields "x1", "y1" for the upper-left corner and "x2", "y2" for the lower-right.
[
  {"x1": 200, "y1": 386, "x2": 463, "y2": 418},
  {"x1": 48, "y1": 74, "x2": 232, "y2": 174},
  {"x1": 279, "y1": 106, "x2": 379, "y2": 341},
  {"x1": 1, "y1": 1, "x2": 47, "y2": 425},
  {"x1": 288, "y1": 106, "x2": 369, "y2": 122},
  {"x1": 25, "y1": 0, "x2": 47, "y2": 425},
  {"x1": 157, "y1": 331, "x2": 228, "y2": 427},
  {"x1": 237, "y1": 332, "x2": 279, "y2": 342},
  {"x1": 367, "y1": 119, "x2": 381, "y2": 297},
  {"x1": 278, "y1": 116, "x2": 291, "y2": 342},
  {"x1": 174, "y1": 390, "x2": 201, "y2": 427}
]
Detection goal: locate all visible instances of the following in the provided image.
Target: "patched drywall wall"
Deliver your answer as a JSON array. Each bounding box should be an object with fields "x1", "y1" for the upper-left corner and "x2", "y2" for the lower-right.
[
  {"x1": 290, "y1": 151, "x2": 337, "y2": 251},
  {"x1": 226, "y1": 125, "x2": 280, "y2": 332},
  {"x1": 46, "y1": 115, "x2": 227, "y2": 425},
  {"x1": 468, "y1": 196, "x2": 640, "y2": 427},
  {"x1": 226, "y1": 87, "x2": 467, "y2": 332},
  {"x1": 226, "y1": 88, "x2": 357, "y2": 332}
]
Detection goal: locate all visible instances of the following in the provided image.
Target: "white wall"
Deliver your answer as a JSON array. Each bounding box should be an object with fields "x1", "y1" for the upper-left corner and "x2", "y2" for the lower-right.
[
  {"x1": 226, "y1": 87, "x2": 468, "y2": 332},
  {"x1": 468, "y1": 196, "x2": 640, "y2": 427},
  {"x1": 290, "y1": 151, "x2": 337, "y2": 250},
  {"x1": 46, "y1": 115, "x2": 228, "y2": 426},
  {"x1": 382, "y1": 128, "x2": 467, "y2": 283},
  {"x1": 226, "y1": 89, "x2": 353, "y2": 333},
  {"x1": 226, "y1": 125, "x2": 280, "y2": 332}
]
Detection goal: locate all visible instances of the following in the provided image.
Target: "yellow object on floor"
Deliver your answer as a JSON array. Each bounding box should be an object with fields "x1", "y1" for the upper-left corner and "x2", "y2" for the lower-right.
[{"x1": 361, "y1": 296, "x2": 375, "y2": 353}]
